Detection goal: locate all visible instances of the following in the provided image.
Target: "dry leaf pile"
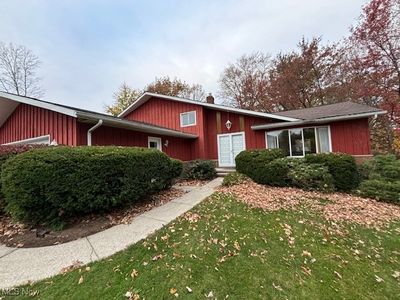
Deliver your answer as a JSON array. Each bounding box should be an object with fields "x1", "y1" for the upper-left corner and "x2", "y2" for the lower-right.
[{"x1": 218, "y1": 180, "x2": 400, "y2": 227}]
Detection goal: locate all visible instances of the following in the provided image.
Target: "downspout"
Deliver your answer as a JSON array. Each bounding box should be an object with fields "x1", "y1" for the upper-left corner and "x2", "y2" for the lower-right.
[{"x1": 87, "y1": 119, "x2": 103, "y2": 146}]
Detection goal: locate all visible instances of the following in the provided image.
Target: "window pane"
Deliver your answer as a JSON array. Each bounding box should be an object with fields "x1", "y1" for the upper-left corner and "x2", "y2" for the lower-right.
[
  {"x1": 303, "y1": 128, "x2": 317, "y2": 154},
  {"x1": 267, "y1": 134, "x2": 278, "y2": 149},
  {"x1": 188, "y1": 112, "x2": 195, "y2": 124},
  {"x1": 277, "y1": 130, "x2": 290, "y2": 156},
  {"x1": 181, "y1": 112, "x2": 195, "y2": 126},
  {"x1": 317, "y1": 127, "x2": 330, "y2": 153},
  {"x1": 290, "y1": 128, "x2": 304, "y2": 156}
]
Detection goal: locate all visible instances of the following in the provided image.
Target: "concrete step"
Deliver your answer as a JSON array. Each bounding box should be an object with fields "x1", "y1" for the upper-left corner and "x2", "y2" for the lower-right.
[{"x1": 216, "y1": 167, "x2": 236, "y2": 177}]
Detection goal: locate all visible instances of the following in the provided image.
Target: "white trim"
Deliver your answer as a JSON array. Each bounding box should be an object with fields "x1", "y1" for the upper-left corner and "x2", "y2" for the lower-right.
[
  {"x1": 0, "y1": 91, "x2": 77, "y2": 118},
  {"x1": 148, "y1": 136, "x2": 162, "y2": 151},
  {"x1": 2, "y1": 134, "x2": 51, "y2": 146},
  {"x1": 180, "y1": 111, "x2": 197, "y2": 127},
  {"x1": 76, "y1": 111, "x2": 198, "y2": 139},
  {"x1": 252, "y1": 111, "x2": 387, "y2": 130},
  {"x1": 118, "y1": 92, "x2": 299, "y2": 122},
  {"x1": 217, "y1": 131, "x2": 246, "y2": 167},
  {"x1": 265, "y1": 125, "x2": 332, "y2": 157}
]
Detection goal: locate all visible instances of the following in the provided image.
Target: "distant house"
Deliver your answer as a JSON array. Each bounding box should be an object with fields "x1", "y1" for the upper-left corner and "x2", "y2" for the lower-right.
[{"x1": 0, "y1": 91, "x2": 386, "y2": 166}]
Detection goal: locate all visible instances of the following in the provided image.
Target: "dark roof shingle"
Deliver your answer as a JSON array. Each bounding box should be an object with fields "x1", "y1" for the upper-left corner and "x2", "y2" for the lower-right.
[{"x1": 274, "y1": 101, "x2": 383, "y2": 120}]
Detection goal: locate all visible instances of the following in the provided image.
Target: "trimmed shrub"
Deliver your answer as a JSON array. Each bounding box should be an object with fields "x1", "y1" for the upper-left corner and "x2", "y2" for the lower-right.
[
  {"x1": 305, "y1": 153, "x2": 359, "y2": 192},
  {"x1": 235, "y1": 149, "x2": 285, "y2": 183},
  {"x1": 1, "y1": 146, "x2": 181, "y2": 226},
  {"x1": 358, "y1": 180, "x2": 400, "y2": 203},
  {"x1": 181, "y1": 160, "x2": 216, "y2": 180},
  {"x1": 222, "y1": 172, "x2": 249, "y2": 187},
  {"x1": 255, "y1": 157, "x2": 301, "y2": 186},
  {"x1": 170, "y1": 159, "x2": 184, "y2": 180},
  {"x1": 357, "y1": 155, "x2": 400, "y2": 203},
  {"x1": 0, "y1": 144, "x2": 47, "y2": 211},
  {"x1": 360, "y1": 154, "x2": 400, "y2": 181},
  {"x1": 288, "y1": 163, "x2": 335, "y2": 192}
]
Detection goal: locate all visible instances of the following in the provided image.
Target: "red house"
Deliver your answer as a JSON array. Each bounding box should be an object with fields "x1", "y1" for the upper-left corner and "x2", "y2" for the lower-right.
[{"x1": 0, "y1": 91, "x2": 386, "y2": 166}]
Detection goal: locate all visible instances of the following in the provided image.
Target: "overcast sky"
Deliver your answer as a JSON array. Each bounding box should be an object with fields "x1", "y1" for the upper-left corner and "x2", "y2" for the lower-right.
[{"x1": 0, "y1": 0, "x2": 365, "y2": 112}]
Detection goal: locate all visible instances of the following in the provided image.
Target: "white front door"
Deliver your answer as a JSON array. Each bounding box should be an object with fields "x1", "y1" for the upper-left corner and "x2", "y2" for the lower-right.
[{"x1": 217, "y1": 132, "x2": 245, "y2": 167}]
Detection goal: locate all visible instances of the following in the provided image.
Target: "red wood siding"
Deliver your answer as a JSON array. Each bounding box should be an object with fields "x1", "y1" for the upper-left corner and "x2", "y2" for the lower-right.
[
  {"x1": 204, "y1": 109, "x2": 277, "y2": 159},
  {"x1": 124, "y1": 97, "x2": 206, "y2": 158},
  {"x1": 77, "y1": 122, "x2": 194, "y2": 161},
  {"x1": 0, "y1": 103, "x2": 77, "y2": 145},
  {"x1": 330, "y1": 118, "x2": 371, "y2": 155}
]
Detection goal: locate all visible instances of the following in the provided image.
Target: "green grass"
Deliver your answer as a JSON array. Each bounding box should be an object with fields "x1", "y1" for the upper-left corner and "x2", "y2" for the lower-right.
[{"x1": 5, "y1": 193, "x2": 400, "y2": 299}]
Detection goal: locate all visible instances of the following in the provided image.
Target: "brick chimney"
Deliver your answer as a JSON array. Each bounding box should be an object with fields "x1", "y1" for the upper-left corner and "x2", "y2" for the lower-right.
[{"x1": 206, "y1": 93, "x2": 214, "y2": 104}]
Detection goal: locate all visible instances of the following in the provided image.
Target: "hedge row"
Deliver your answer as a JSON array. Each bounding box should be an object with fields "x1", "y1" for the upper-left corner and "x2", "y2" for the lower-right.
[
  {"x1": 357, "y1": 155, "x2": 400, "y2": 203},
  {"x1": 0, "y1": 145, "x2": 47, "y2": 210},
  {"x1": 1, "y1": 146, "x2": 183, "y2": 226},
  {"x1": 236, "y1": 150, "x2": 358, "y2": 193}
]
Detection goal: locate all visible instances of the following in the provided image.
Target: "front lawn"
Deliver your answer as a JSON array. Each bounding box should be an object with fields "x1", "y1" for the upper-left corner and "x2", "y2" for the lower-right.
[{"x1": 7, "y1": 193, "x2": 400, "y2": 299}]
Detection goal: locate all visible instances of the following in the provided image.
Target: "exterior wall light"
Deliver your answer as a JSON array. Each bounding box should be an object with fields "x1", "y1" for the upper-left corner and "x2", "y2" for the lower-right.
[{"x1": 225, "y1": 120, "x2": 232, "y2": 130}]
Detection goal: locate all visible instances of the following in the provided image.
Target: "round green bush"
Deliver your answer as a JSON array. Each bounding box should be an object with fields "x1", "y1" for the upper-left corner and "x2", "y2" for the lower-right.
[
  {"x1": 358, "y1": 179, "x2": 400, "y2": 203},
  {"x1": 305, "y1": 153, "x2": 359, "y2": 192},
  {"x1": 181, "y1": 160, "x2": 216, "y2": 180},
  {"x1": 235, "y1": 149, "x2": 285, "y2": 183},
  {"x1": 288, "y1": 163, "x2": 335, "y2": 192},
  {"x1": 1, "y1": 146, "x2": 181, "y2": 226}
]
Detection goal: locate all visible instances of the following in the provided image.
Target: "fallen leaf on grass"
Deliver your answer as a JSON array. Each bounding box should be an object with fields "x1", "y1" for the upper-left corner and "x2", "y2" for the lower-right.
[
  {"x1": 130, "y1": 269, "x2": 138, "y2": 279},
  {"x1": 302, "y1": 250, "x2": 312, "y2": 257},
  {"x1": 78, "y1": 275, "x2": 84, "y2": 284},
  {"x1": 334, "y1": 271, "x2": 342, "y2": 279},
  {"x1": 186, "y1": 286, "x2": 193, "y2": 293},
  {"x1": 152, "y1": 254, "x2": 163, "y2": 261},
  {"x1": 234, "y1": 241, "x2": 241, "y2": 251},
  {"x1": 170, "y1": 288, "x2": 177, "y2": 294},
  {"x1": 301, "y1": 266, "x2": 312, "y2": 276},
  {"x1": 59, "y1": 260, "x2": 83, "y2": 274},
  {"x1": 392, "y1": 271, "x2": 400, "y2": 279},
  {"x1": 272, "y1": 282, "x2": 283, "y2": 291},
  {"x1": 375, "y1": 275, "x2": 384, "y2": 283}
]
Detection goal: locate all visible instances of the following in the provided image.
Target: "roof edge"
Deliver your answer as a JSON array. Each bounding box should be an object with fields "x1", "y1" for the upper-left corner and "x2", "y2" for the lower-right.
[
  {"x1": 76, "y1": 111, "x2": 198, "y2": 139},
  {"x1": 0, "y1": 91, "x2": 77, "y2": 118},
  {"x1": 251, "y1": 111, "x2": 387, "y2": 131},
  {"x1": 118, "y1": 92, "x2": 299, "y2": 122}
]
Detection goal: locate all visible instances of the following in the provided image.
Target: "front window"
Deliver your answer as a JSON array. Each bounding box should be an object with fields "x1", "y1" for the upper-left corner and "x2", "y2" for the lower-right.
[
  {"x1": 148, "y1": 137, "x2": 162, "y2": 151},
  {"x1": 266, "y1": 126, "x2": 330, "y2": 157},
  {"x1": 180, "y1": 111, "x2": 196, "y2": 127}
]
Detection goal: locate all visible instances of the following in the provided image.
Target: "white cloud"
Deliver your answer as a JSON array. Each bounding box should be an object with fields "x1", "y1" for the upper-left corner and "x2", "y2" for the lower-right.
[{"x1": 0, "y1": 0, "x2": 365, "y2": 112}]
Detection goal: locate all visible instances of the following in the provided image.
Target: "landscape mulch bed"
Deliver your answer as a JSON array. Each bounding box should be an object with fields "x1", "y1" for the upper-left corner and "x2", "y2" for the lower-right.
[
  {"x1": 0, "y1": 188, "x2": 185, "y2": 248},
  {"x1": 174, "y1": 179, "x2": 209, "y2": 187},
  {"x1": 218, "y1": 180, "x2": 400, "y2": 228}
]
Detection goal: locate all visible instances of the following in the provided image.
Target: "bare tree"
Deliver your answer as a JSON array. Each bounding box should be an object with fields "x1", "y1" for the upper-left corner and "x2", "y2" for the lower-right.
[{"x1": 0, "y1": 42, "x2": 44, "y2": 98}]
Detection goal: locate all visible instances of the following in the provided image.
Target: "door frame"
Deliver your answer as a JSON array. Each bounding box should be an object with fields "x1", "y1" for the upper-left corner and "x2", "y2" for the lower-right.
[{"x1": 217, "y1": 131, "x2": 246, "y2": 167}]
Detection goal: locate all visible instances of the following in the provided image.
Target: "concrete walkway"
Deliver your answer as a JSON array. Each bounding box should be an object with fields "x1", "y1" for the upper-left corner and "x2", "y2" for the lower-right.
[{"x1": 0, "y1": 178, "x2": 222, "y2": 289}]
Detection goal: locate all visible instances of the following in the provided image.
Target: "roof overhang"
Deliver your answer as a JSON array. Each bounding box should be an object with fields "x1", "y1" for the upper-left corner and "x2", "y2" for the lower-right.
[
  {"x1": 0, "y1": 92, "x2": 77, "y2": 127},
  {"x1": 251, "y1": 111, "x2": 387, "y2": 131},
  {"x1": 77, "y1": 112, "x2": 198, "y2": 139},
  {"x1": 118, "y1": 92, "x2": 299, "y2": 122}
]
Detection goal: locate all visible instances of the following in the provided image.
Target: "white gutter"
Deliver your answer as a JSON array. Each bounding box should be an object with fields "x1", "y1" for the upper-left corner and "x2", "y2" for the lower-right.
[
  {"x1": 87, "y1": 119, "x2": 103, "y2": 146},
  {"x1": 251, "y1": 110, "x2": 387, "y2": 130},
  {"x1": 77, "y1": 111, "x2": 198, "y2": 139}
]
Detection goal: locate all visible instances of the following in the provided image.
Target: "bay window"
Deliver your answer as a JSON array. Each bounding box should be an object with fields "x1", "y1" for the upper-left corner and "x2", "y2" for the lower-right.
[{"x1": 266, "y1": 126, "x2": 331, "y2": 157}]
